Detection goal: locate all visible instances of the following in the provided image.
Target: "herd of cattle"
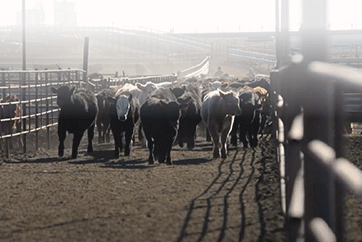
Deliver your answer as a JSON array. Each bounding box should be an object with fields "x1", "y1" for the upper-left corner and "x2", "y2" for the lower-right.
[{"x1": 1, "y1": 75, "x2": 272, "y2": 163}]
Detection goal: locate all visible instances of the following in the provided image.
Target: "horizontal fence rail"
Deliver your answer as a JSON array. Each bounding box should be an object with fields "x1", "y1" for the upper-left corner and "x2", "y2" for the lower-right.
[
  {"x1": 0, "y1": 69, "x2": 85, "y2": 157},
  {"x1": 272, "y1": 60, "x2": 362, "y2": 242},
  {"x1": 0, "y1": 57, "x2": 210, "y2": 157}
]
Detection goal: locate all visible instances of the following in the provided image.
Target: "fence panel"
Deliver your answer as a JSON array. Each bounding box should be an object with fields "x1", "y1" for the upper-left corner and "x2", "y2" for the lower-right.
[{"x1": 0, "y1": 69, "x2": 85, "y2": 157}]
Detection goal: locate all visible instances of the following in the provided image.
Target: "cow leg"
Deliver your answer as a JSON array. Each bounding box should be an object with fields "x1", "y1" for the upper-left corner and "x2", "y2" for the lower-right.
[
  {"x1": 110, "y1": 123, "x2": 120, "y2": 158},
  {"x1": 58, "y1": 122, "x2": 66, "y2": 157},
  {"x1": 97, "y1": 122, "x2": 103, "y2": 143},
  {"x1": 154, "y1": 139, "x2": 162, "y2": 162},
  {"x1": 113, "y1": 133, "x2": 120, "y2": 158},
  {"x1": 71, "y1": 131, "x2": 85, "y2": 159},
  {"x1": 87, "y1": 123, "x2": 95, "y2": 154},
  {"x1": 220, "y1": 126, "x2": 232, "y2": 159},
  {"x1": 147, "y1": 138, "x2": 154, "y2": 165},
  {"x1": 124, "y1": 128, "x2": 133, "y2": 156},
  {"x1": 207, "y1": 124, "x2": 220, "y2": 158},
  {"x1": 239, "y1": 121, "x2": 248, "y2": 148},
  {"x1": 105, "y1": 125, "x2": 111, "y2": 143},
  {"x1": 166, "y1": 140, "x2": 173, "y2": 165},
  {"x1": 230, "y1": 118, "x2": 239, "y2": 147}
]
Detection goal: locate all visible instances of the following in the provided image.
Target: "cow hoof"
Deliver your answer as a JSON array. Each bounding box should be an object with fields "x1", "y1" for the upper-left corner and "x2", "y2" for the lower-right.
[
  {"x1": 58, "y1": 150, "x2": 64, "y2": 157},
  {"x1": 125, "y1": 150, "x2": 130, "y2": 156},
  {"x1": 71, "y1": 154, "x2": 77, "y2": 159},
  {"x1": 114, "y1": 152, "x2": 119, "y2": 159},
  {"x1": 166, "y1": 161, "x2": 173, "y2": 165},
  {"x1": 149, "y1": 160, "x2": 154, "y2": 165}
]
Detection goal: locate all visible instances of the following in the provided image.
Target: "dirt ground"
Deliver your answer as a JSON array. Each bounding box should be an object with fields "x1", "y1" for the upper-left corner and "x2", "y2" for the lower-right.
[{"x1": 0, "y1": 130, "x2": 286, "y2": 242}]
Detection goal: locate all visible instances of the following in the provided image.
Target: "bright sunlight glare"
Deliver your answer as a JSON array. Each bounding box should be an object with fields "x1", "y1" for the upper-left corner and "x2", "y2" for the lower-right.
[{"x1": 0, "y1": 0, "x2": 361, "y2": 33}]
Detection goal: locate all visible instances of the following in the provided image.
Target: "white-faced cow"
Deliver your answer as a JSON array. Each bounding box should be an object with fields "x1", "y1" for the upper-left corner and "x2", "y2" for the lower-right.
[
  {"x1": 201, "y1": 90, "x2": 241, "y2": 158},
  {"x1": 108, "y1": 89, "x2": 140, "y2": 158},
  {"x1": 140, "y1": 88, "x2": 182, "y2": 165},
  {"x1": 51, "y1": 86, "x2": 98, "y2": 159}
]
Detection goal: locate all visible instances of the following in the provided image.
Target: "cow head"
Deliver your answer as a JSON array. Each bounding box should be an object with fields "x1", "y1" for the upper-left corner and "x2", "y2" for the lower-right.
[
  {"x1": 136, "y1": 82, "x2": 157, "y2": 106},
  {"x1": 160, "y1": 100, "x2": 182, "y2": 130},
  {"x1": 219, "y1": 90, "x2": 242, "y2": 116},
  {"x1": 51, "y1": 86, "x2": 75, "y2": 108},
  {"x1": 170, "y1": 86, "x2": 186, "y2": 98},
  {"x1": 115, "y1": 94, "x2": 132, "y2": 121}
]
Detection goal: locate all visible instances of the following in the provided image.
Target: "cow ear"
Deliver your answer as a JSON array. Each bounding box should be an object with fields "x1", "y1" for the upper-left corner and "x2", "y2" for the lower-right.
[
  {"x1": 219, "y1": 90, "x2": 226, "y2": 98},
  {"x1": 136, "y1": 83, "x2": 145, "y2": 90},
  {"x1": 159, "y1": 100, "x2": 167, "y2": 106},
  {"x1": 51, "y1": 87, "x2": 58, "y2": 93}
]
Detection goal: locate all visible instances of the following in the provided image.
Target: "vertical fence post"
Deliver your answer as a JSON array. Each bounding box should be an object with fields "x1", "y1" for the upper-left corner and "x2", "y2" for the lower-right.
[
  {"x1": 301, "y1": 1, "x2": 335, "y2": 241},
  {"x1": 46, "y1": 72, "x2": 50, "y2": 150},
  {"x1": 83, "y1": 37, "x2": 89, "y2": 86},
  {"x1": 334, "y1": 84, "x2": 346, "y2": 242},
  {"x1": 35, "y1": 72, "x2": 39, "y2": 150},
  {"x1": 21, "y1": 0, "x2": 27, "y2": 153},
  {"x1": 21, "y1": 73, "x2": 27, "y2": 153}
]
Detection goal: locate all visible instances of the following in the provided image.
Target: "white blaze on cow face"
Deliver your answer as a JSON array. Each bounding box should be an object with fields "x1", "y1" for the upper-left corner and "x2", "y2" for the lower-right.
[{"x1": 116, "y1": 95, "x2": 130, "y2": 121}]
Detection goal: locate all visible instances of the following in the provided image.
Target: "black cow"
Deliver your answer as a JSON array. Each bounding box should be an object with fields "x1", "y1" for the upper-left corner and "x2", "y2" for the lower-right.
[
  {"x1": 108, "y1": 91, "x2": 139, "y2": 158},
  {"x1": 95, "y1": 88, "x2": 115, "y2": 143},
  {"x1": 175, "y1": 84, "x2": 202, "y2": 150},
  {"x1": 51, "y1": 86, "x2": 98, "y2": 159},
  {"x1": 140, "y1": 88, "x2": 181, "y2": 165},
  {"x1": 230, "y1": 88, "x2": 262, "y2": 148}
]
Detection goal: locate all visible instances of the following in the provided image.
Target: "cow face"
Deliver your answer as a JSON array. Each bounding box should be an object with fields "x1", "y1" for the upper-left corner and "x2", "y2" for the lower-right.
[
  {"x1": 220, "y1": 90, "x2": 242, "y2": 116},
  {"x1": 51, "y1": 86, "x2": 75, "y2": 108},
  {"x1": 115, "y1": 94, "x2": 132, "y2": 121}
]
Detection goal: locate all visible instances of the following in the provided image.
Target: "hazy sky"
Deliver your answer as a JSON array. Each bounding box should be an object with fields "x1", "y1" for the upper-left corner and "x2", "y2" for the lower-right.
[{"x1": 0, "y1": 0, "x2": 361, "y2": 33}]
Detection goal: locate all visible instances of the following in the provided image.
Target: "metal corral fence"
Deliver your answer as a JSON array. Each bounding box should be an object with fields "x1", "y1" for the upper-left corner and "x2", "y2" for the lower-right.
[
  {"x1": 0, "y1": 56, "x2": 210, "y2": 157},
  {"x1": 0, "y1": 69, "x2": 86, "y2": 157},
  {"x1": 87, "y1": 56, "x2": 210, "y2": 89},
  {"x1": 272, "y1": 0, "x2": 362, "y2": 241}
]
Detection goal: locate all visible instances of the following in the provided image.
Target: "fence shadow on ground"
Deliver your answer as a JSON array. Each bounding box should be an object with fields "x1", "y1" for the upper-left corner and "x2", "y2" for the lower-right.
[{"x1": 175, "y1": 147, "x2": 270, "y2": 242}]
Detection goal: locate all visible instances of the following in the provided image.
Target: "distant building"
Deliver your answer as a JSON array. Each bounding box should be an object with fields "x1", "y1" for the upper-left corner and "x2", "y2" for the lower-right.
[
  {"x1": 16, "y1": 3, "x2": 45, "y2": 27},
  {"x1": 54, "y1": 0, "x2": 77, "y2": 27}
]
